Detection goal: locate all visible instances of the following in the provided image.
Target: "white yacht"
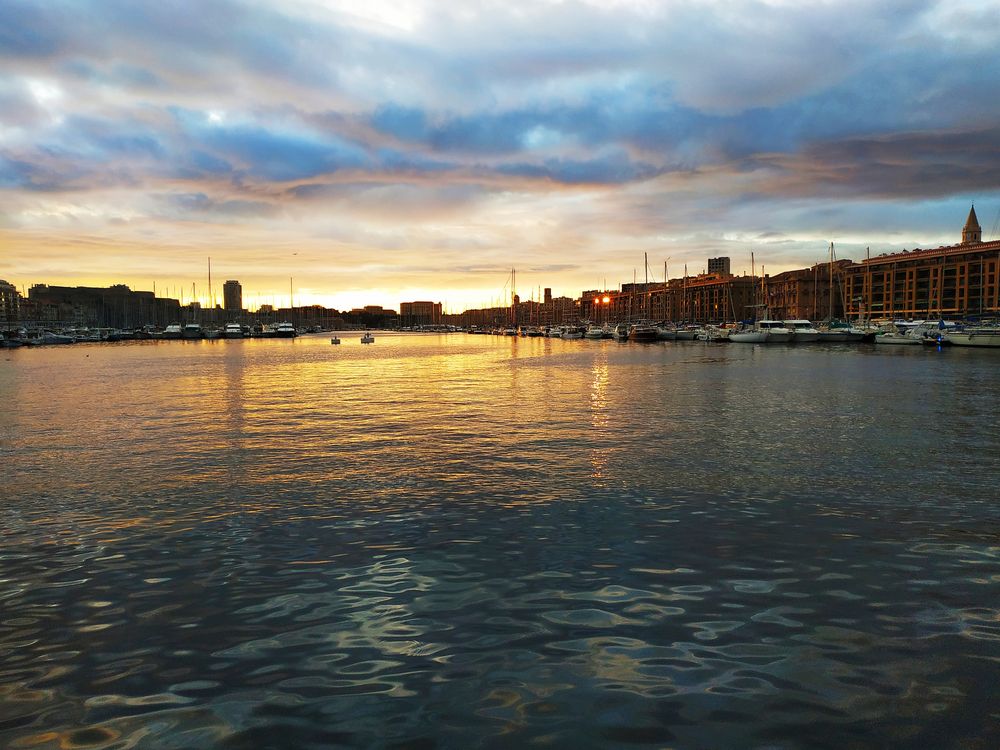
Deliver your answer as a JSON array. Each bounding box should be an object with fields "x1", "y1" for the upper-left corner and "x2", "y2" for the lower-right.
[
  {"x1": 784, "y1": 320, "x2": 820, "y2": 342},
  {"x1": 697, "y1": 325, "x2": 731, "y2": 342},
  {"x1": 223, "y1": 323, "x2": 244, "y2": 339},
  {"x1": 629, "y1": 321, "x2": 659, "y2": 342},
  {"x1": 656, "y1": 325, "x2": 677, "y2": 341},
  {"x1": 162, "y1": 324, "x2": 184, "y2": 340},
  {"x1": 875, "y1": 329, "x2": 923, "y2": 345},
  {"x1": 729, "y1": 326, "x2": 768, "y2": 343},
  {"x1": 944, "y1": 325, "x2": 1000, "y2": 347},
  {"x1": 584, "y1": 324, "x2": 605, "y2": 339},
  {"x1": 274, "y1": 322, "x2": 297, "y2": 338},
  {"x1": 758, "y1": 320, "x2": 793, "y2": 342},
  {"x1": 560, "y1": 325, "x2": 584, "y2": 339}
]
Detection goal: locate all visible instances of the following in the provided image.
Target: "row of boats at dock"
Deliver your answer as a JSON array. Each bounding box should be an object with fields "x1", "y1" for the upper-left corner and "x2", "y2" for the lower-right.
[
  {"x1": 1, "y1": 321, "x2": 305, "y2": 347},
  {"x1": 466, "y1": 318, "x2": 1000, "y2": 347},
  {"x1": 6, "y1": 319, "x2": 1000, "y2": 348}
]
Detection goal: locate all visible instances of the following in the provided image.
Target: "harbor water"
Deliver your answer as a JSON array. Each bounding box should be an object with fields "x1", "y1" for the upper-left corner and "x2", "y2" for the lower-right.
[{"x1": 2, "y1": 335, "x2": 999, "y2": 748}]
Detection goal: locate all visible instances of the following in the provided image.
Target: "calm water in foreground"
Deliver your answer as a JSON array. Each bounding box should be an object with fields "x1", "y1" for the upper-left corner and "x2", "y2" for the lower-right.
[{"x1": 2, "y1": 334, "x2": 1000, "y2": 749}]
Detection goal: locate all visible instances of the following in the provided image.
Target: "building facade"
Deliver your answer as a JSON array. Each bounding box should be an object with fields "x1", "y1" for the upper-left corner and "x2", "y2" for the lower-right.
[
  {"x1": 400, "y1": 301, "x2": 442, "y2": 327},
  {"x1": 841, "y1": 207, "x2": 1000, "y2": 320},
  {"x1": 0, "y1": 279, "x2": 20, "y2": 326},
  {"x1": 707, "y1": 257, "x2": 731, "y2": 276},
  {"x1": 26, "y1": 284, "x2": 181, "y2": 328},
  {"x1": 764, "y1": 261, "x2": 849, "y2": 321}
]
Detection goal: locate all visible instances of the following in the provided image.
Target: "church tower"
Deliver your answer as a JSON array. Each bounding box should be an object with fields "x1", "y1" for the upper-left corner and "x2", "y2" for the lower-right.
[{"x1": 962, "y1": 205, "x2": 982, "y2": 244}]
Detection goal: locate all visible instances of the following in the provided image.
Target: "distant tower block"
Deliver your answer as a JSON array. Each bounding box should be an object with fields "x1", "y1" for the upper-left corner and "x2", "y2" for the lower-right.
[
  {"x1": 544, "y1": 288, "x2": 552, "y2": 305},
  {"x1": 223, "y1": 279, "x2": 243, "y2": 313},
  {"x1": 707, "y1": 256, "x2": 731, "y2": 275},
  {"x1": 962, "y1": 205, "x2": 982, "y2": 244}
]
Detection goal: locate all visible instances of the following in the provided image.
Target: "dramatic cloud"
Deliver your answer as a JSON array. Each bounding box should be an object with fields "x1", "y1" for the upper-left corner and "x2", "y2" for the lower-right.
[{"x1": 2, "y1": 0, "x2": 999, "y2": 309}]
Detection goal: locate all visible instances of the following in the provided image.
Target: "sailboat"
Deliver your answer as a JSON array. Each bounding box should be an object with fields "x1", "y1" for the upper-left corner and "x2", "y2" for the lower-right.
[
  {"x1": 629, "y1": 253, "x2": 659, "y2": 342},
  {"x1": 729, "y1": 252, "x2": 770, "y2": 343},
  {"x1": 817, "y1": 243, "x2": 863, "y2": 342}
]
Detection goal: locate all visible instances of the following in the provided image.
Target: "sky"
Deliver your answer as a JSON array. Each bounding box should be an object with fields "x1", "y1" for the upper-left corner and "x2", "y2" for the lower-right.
[{"x1": 2, "y1": 0, "x2": 1000, "y2": 312}]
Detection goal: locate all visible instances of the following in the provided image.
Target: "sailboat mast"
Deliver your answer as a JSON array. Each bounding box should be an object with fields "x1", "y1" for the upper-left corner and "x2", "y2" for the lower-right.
[
  {"x1": 829, "y1": 242, "x2": 834, "y2": 321},
  {"x1": 208, "y1": 257, "x2": 212, "y2": 309},
  {"x1": 644, "y1": 252, "x2": 649, "y2": 318}
]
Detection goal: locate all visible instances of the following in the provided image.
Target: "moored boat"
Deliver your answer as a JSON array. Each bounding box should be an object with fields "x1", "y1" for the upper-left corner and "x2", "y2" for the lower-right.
[
  {"x1": 943, "y1": 325, "x2": 1000, "y2": 347},
  {"x1": 274, "y1": 322, "x2": 297, "y2": 338},
  {"x1": 729, "y1": 327, "x2": 768, "y2": 343},
  {"x1": 758, "y1": 320, "x2": 793, "y2": 342},
  {"x1": 223, "y1": 323, "x2": 244, "y2": 339},
  {"x1": 361, "y1": 332, "x2": 375, "y2": 344},
  {"x1": 784, "y1": 320, "x2": 820, "y2": 342},
  {"x1": 182, "y1": 323, "x2": 203, "y2": 339},
  {"x1": 656, "y1": 324, "x2": 677, "y2": 341},
  {"x1": 629, "y1": 321, "x2": 659, "y2": 342}
]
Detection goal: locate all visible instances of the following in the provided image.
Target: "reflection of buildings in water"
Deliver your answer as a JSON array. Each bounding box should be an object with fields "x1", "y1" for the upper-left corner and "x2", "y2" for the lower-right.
[{"x1": 589, "y1": 356, "x2": 609, "y2": 480}]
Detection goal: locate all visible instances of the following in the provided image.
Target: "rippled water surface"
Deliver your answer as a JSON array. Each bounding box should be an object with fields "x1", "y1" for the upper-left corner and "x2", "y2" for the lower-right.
[{"x1": 3, "y1": 334, "x2": 1000, "y2": 749}]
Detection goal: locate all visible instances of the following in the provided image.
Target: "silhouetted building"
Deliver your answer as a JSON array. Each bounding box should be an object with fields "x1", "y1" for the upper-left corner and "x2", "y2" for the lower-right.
[
  {"x1": 27, "y1": 284, "x2": 180, "y2": 328},
  {"x1": 400, "y1": 301, "x2": 442, "y2": 327},
  {"x1": 223, "y1": 280, "x2": 242, "y2": 316},
  {"x1": 0, "y1": 279, "x2": 19, "y2": 325}
]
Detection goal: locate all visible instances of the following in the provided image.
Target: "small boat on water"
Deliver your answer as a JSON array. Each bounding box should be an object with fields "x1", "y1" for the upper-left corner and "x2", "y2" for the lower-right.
[
  {"x1": 758, "y1": 320, "x2": 793, "y2": 342},
  {"x1": 274, "y1": 322, "x2": 297, "y2": 338},
  {"x1": 182, "y1": 323, "x2": 203, "y2": 339},
  {"x1": 875, "y1": 330, "x2": 922, "y2": 345},
  {"x1": 697, "y1": 325, "x2": 731, "y2": 342},
  {"x1": 223, "y1": 323, "x2": 244, "y2": 339},
  {"x1": 584, "y1": 324, "x2": 605, "y2": 340},
  {"x1": 784, "y1": 320, "x2": 820, "y2": 343},
  {"x1": 560, "y1": 325, "x2": 584, "y2": 339},
  {"x1": 29, "y1": 331, "x2": 75, "y2": 345},
  {"x1": 629, "y1": 321, "x2": 659, "y2": 342},
  {"x1": 361, "y1": 332, "x2": 375, "y2": 344},
  {"x1": 331, "y1": 335, "x2": 341, "y2": 345},
  {"x1": 944, "y1": 325, "x2": 1000, "y2": 347},
  {"x1": 612, "y1": 323, "x2": 630, "y2": 341},
  {"x1": 656, "y1": 325, "x2": 677, "y2": 341},
  {"x1": 162, "y1": 324, "x2": 184, "y2": 340},
  {"x1": 729, "y1": 324, "x2": 768, "y2": 343}
]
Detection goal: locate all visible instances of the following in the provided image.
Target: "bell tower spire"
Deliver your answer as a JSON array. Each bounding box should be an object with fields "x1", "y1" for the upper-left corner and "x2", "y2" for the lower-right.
[{"x1": 962, "y1": 204, "x2": 982, "y2": 244}]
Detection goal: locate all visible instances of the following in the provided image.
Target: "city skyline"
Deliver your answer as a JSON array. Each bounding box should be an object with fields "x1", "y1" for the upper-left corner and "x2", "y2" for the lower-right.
[{"x1": 3, "y1": 0, "x2": 1000, "y2": 312}]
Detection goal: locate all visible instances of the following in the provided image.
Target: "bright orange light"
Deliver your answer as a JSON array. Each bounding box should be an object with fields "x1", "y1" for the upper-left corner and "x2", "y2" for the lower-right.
[{"x1": 602, "y1": 296, "x2": 610, "y2": 303}]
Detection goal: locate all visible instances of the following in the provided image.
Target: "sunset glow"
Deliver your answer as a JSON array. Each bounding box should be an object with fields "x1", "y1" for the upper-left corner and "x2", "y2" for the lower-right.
[{"x1": 3, "y1": 0, "x2": 999, "y2": 309}]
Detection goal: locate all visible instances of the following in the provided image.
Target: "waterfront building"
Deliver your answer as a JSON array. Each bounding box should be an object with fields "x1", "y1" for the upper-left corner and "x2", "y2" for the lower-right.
[
  {"x1": 346, "y1": 306, "x2": 399, "y2": 328},
  {"x1": 677, "y1": 273, "x2": 756, "y2": 322},
  {"x1": 765, "y1": 261, "x2": 850, "y2": 321},
  {"x1": 223, "y1": 280, "x2": 243, "y2": 318},
  {"x1": 841, "y1": 207, "x2": 1000, "y2": 320},
  {"x1": 0, "y1": 279, "x2": 20, "y2": 326},
  {"x1": 400, "y1": 301, "x2": 443, "y2": 327},
  {"x1": 26, "y1": 284, "x2": 181, "y2": 328}
]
